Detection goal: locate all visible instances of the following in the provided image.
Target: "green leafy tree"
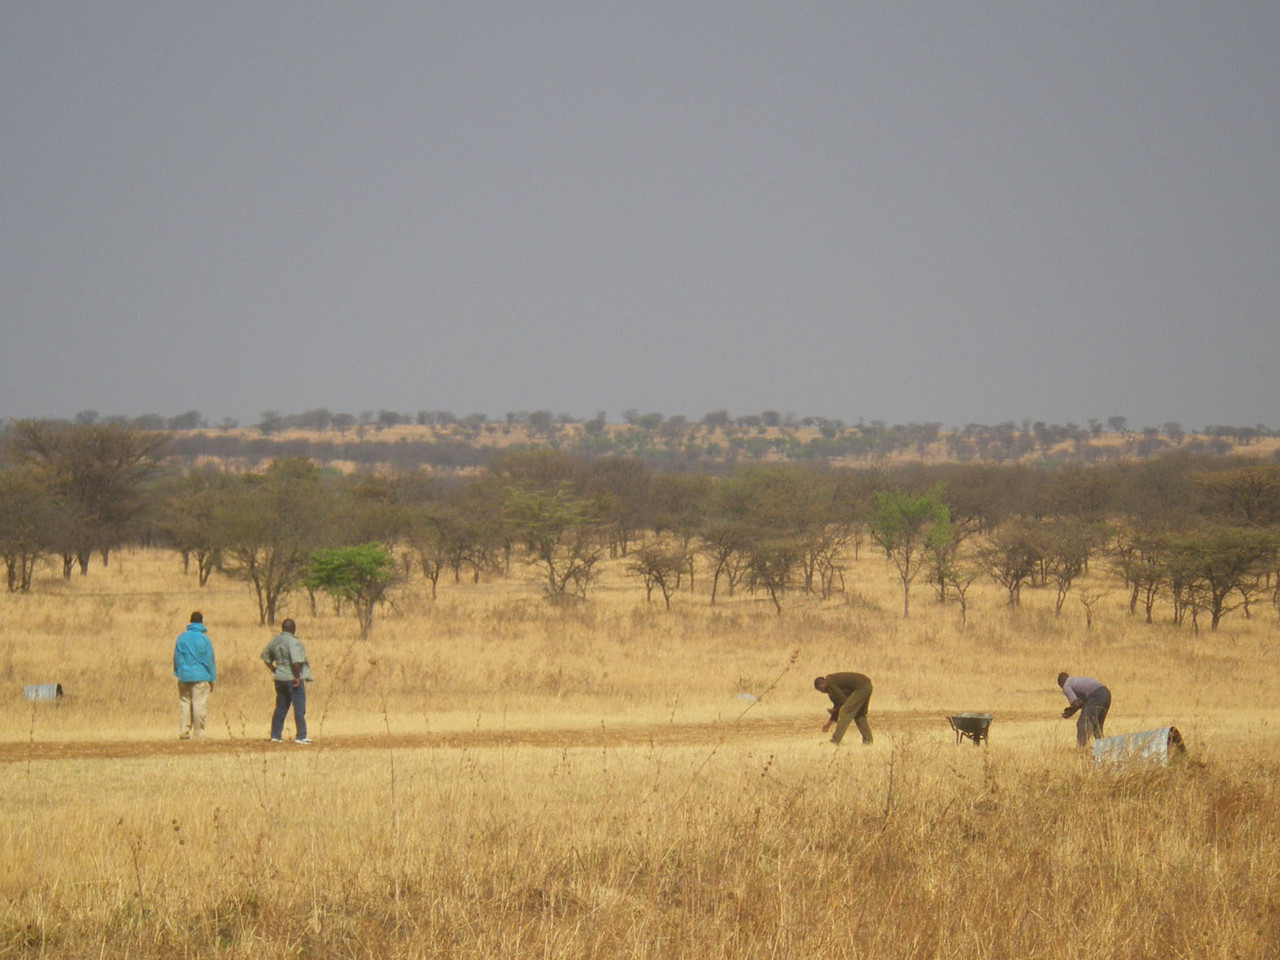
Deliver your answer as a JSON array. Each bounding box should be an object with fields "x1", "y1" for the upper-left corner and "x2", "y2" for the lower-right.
[
  {"x1": 868, "y1": 485, "x2": 953, "y2": 618},
  {"x1": 303, "y1": 543, "x2": 400, "y2": 639}
]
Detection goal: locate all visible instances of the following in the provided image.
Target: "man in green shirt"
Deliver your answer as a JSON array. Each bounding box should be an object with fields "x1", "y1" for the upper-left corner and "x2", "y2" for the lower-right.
[
  {"x1": 261, "y1": 619, "x2": 313, "y2": 744},
  {"x1": 814, "y1": 672, "x2": 874, "y2": 745}
]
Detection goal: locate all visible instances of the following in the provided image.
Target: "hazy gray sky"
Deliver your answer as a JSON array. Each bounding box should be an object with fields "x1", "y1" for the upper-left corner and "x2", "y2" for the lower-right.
[{"x1": 3, "y1": 3, "x2": 1277, "y2": 430}]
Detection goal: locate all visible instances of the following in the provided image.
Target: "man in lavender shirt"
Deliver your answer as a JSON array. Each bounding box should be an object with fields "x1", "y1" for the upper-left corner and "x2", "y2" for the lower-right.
[{"x1": 1057, "y1": 672, "x2": 1111, "y2": 747}]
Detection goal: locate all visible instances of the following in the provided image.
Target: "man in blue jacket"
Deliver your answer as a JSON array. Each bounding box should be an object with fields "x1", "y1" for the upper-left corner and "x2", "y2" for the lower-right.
[{"x1": 173, "y1": 612, "x2": 216, "y2": 739}]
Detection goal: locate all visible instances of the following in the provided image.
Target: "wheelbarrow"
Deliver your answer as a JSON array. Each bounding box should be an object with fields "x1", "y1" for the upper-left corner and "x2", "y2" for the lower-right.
[{"x1": 948, "y1": 713, "x2": 993, "y2": 746}]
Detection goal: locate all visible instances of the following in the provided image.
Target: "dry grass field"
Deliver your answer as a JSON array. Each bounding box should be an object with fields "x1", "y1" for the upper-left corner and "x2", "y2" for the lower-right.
[{"x1": 2, "y1": 546, "x2": 1279, "y2": 958}]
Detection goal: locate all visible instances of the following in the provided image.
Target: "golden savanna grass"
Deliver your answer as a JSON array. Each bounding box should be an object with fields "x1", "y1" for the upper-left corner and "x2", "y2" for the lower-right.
[{"x1": 2, "y1": 546, "x2": 1279, "y2": 958}]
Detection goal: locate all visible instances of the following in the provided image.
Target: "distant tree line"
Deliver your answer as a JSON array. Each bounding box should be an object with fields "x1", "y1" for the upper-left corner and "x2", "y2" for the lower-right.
[
  {"x1": 34, "y1": 408, "x2": 1276, "y2": 474},
  {"x1": 2, "y1": 420, "x2": 1278, "y2": 633}
]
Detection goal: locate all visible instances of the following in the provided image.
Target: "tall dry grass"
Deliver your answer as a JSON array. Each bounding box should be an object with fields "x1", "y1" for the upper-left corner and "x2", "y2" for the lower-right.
[{"x1": 2, "y1": 546, "x2": 1279, "y2": 958}]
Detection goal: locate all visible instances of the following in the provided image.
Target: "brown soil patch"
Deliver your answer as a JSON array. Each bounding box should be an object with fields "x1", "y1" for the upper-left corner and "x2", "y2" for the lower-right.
[{"x1": 0, "y1": 710, "x2": 1044, "y2": 763}]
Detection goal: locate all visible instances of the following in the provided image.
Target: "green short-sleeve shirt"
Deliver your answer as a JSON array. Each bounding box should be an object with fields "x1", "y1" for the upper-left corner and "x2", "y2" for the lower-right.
[{"x1": 261, "y1": 632, "x2": 313, "y2": 682}]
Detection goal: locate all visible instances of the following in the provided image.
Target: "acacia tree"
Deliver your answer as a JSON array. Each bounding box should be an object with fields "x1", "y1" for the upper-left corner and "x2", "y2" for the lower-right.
[
  {"x1": 5, "y1": 420, "x2": 167, "y2": 574},
  {"x1": 503, "y1": 482, "x2": 604, "y2": 600},
  {"x1": 977, "y1": 520, "x2": 1042, "y2": 608},
  {"x1": 0, "y1": 466, "x2": 65, "y2": 591},
  {"x1": 216, "y1": 458, "x2": 334, "y2": 625},
  {"x1": 1039, "y1": 519, "x2": 1104, "y2": 617},
  {"x1": 406, "y1": 509, "x2": 448, "y2": 600},
  {"x1": 868, "y1": 485, "x2": 953, "y2": 618},
  {"x1": 698, "y1": 518, "x2": 753, "y2": 604},
  {"x1": 303, "y1": 543, "x2": 400, "y2": 639},
  {"x1": 334, "y1": 473, "x2": 415, "y2": 547},
  {"x1": 704, "y1": 464, "x2": 827, "y2": 612},
  {"x1": 723, "y1": 464, "x2": 841, "y2": 598},
  {"x1": 744, "y1": 536, "x2": 802, "y2": 616},
  {"x1": 648, "y1": 472, "x2": 713, "y2": 588},
  {"x1": 586, "y1": 456, "x2": 651, "y2": 558},
  {"x1": 925, "y1": 529, "x2": 981, "y2": 625},
  {"x1": 156, "y1": 469, "x2": 232, "y2": 586},
  {"x1": 1109, "y1": 527, "x2": 1169, "y2": 623},
  {"x1": 627, "y1": 542, "x2": 689, "y2": 609},
  {"x1": 1193, "y1": 465, "x2": 1280, "y2": 526},
  {"x1": 1171, "y1": 524, "x2": 1278, "y2": 631}
]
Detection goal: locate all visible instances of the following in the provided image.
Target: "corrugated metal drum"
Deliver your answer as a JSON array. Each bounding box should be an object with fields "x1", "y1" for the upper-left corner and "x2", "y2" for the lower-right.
[
  {"x1": 1091, "y1": 726, "x2": 1185, "y2": 765},
  {"x1": 23, "y1": 683, "x2": 64, "y2": 701}
]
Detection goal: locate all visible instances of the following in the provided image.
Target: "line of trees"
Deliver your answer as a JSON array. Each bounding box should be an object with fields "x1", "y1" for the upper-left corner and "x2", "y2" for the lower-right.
[
  {"x1": 2, "y1": 421, "x2": 1279, "y2": 634},
  {"x1": 54, "y1": 408, "x2": 1280, "y2": 473}
]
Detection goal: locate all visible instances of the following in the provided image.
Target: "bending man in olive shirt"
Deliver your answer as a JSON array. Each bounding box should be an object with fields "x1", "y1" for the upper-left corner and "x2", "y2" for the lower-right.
[{"x1": 814, "y1": 672, "x2": 874, "y2": 745}]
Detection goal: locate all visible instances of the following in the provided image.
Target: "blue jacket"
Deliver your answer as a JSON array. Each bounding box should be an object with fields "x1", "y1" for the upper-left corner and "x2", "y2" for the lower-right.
[{"x1": 173, "y1": 623, "x2": 216, "y2": 683}]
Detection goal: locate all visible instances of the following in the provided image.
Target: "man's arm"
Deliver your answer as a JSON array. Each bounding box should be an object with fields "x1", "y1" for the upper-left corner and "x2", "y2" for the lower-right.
[
  {"x1": 821, "y1": 706, "x2": 837, "y2": 731},
  {"x1": 1060, "y1": 679, "x2": 1084, "y2": 714}
]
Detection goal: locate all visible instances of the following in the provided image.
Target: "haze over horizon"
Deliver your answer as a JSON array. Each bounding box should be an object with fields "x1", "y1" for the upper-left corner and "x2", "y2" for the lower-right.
[{"x1": 3, "y1": 4, "x2": 1278, "y2": 431}]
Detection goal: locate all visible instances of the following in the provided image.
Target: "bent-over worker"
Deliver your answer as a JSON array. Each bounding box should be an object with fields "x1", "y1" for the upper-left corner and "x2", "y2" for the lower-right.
[{"x1": 814, "y1": 672, "x2": 874, "y2": 745}]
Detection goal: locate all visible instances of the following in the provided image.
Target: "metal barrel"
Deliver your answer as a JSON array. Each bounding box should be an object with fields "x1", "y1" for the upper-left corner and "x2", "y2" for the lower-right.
[
  {"x1": 1091, "y1": 726, "x2": 1184, "y2": 765},
  {"x1": 23, "y1": 683, "x2": 64, "y2": 701}
]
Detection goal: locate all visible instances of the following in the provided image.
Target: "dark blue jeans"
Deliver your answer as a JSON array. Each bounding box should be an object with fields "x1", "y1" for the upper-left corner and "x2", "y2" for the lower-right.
[{"x1": 272, "y1": 680, "x2": 308, "y2": 741}]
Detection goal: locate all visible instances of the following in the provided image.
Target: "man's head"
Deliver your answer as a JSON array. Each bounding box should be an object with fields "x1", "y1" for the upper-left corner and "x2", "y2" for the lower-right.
[
  {"x1": 189, "y1": 611, "x2": 203, "y2": 625},
  {"x1": 281, "y1": 618, "x2": 296, "y2": 635},
  {"x1": 813, "y1": 676, "x2": 828, "y2": 692},
  {"x1": 1057, "y1": 672, "x2": 1069, "y2": 688}
]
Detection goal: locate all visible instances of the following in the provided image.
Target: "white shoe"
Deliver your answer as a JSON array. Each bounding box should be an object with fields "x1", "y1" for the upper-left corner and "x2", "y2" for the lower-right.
[{"x1": 295, "y1": 738, "x2": 314, "y2": 745}]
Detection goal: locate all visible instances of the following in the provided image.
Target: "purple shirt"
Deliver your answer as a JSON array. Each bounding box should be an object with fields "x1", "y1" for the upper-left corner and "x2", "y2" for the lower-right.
[{"x1": 1061, "y1": 676, "x2": 1104, "y2": 706}]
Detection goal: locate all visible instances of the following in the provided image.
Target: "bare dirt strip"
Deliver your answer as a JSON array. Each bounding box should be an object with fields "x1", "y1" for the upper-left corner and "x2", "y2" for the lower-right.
[{"x1": 0, "y1": 711, "x2": 1044, "y2": 764}]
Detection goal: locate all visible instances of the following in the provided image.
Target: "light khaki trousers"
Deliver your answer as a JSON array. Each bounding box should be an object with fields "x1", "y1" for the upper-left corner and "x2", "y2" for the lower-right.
[{"x1": 178, "y1": 681, "x2": 211, "y2": 739}]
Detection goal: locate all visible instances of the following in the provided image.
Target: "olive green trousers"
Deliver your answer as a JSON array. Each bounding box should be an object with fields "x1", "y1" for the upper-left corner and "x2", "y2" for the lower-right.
[{"x1": 832, "y1": 680, "x2": 873, "y2": 745}]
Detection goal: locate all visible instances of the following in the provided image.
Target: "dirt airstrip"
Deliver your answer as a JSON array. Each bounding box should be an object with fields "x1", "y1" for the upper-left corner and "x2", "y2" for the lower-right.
[{"x1": 0, "y1": 711, "x2": 1045, "y2": 764}]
